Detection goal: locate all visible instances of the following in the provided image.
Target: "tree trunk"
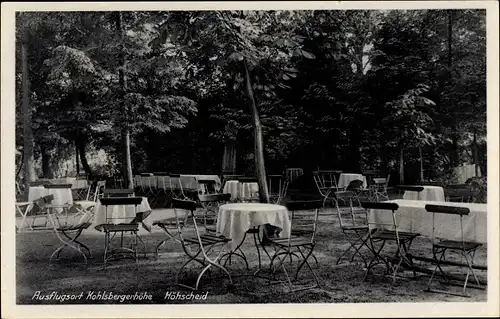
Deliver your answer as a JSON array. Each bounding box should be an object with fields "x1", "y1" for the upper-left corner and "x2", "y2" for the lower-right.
[
  {"x1": 243, "y1": 60, "x2": 269, "y2": 203},
  {"x1": 472, "y1": 129, "x2": 479, "y2": 176},
  {"x1": 447, "y1": 11, "x2": 460, "y2": 167},
  {"x1": 75, "y1": 139, "x2": 80, "y2": 175},
  {"x1": 75, "y1": 135, "x2": 93, "y2": 178},
  {"x1": 419, "y1": 146, "x2": 424, "y2": 182},
  {"x1": 116, "y1": 11, "x2": 134, "y2": 188},
  {"x1": 399, "y1": 147, "x2": 405, "y2": 184},
  {"x1": 41, "y1": 148, "x2": 53, "y2": 179},
  {"x1": 21, "y1": 40, "x2": 36, "y2": 195},
  {"x1": 222, "y1": 141, "x2": 237, "y2": 175}
]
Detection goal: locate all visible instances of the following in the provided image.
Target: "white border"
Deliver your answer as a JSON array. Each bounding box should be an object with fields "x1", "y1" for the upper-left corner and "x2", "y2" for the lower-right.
[{"x1": 1, "y1": 1, "x2": 499, "y2": 318}]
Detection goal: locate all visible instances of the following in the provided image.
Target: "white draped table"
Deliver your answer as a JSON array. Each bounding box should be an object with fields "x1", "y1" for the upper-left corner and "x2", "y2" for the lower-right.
[
  {"x1": 368, "y1": 199, "x2": 487, "y2": 243},
  {"x1": 402, "y1": 185, "x2": 445, "y2": 201},
  {"x1": 28, "y1": 186, "x2": 73, "y2": 207},
  {"x1": 92, "y1": 197, "x2": 153, "y2": 232},
  {"x1": 216, "y1": 203, "x2": 291, "y2": 251},
  {"x1": 222, "y1": 180, "x2": 259, "y2": 201},
  {"x1": 338, "y1": 173, "x2": 368, "y2": 189}
]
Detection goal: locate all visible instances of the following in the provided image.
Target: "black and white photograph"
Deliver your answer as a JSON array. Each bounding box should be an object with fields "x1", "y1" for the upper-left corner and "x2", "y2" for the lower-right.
[{"x1": 1, "y1": 1, "x2": 499, "y2": 318}]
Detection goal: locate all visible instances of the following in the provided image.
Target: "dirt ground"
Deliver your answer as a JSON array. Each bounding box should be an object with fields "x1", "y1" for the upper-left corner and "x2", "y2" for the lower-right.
[{"x1": 14, "y1": 205, "x2": 488, "y2": 305}]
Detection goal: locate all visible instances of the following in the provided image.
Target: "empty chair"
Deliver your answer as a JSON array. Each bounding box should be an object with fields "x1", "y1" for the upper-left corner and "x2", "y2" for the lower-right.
[
  {"x1": 334, "y1": 191, "x2": 369, "y2": 267},
  {"x1": 312, "y1": 170, "x2": 343, "y2": 207},
  {"x1": 172, "y1": 199, "x2": 233, "y2": 291},
  {"x1": 268, "y1": 200, "x2": 323, "y2": 292},
  {"x1": 99, "y1": 197, "x2": 144, "y2": 269},
  {"x1": 424, "y1": 204, "x2": 483, "y2": 296},
  {"x1": 360, "y1": 202, "x2": 420, "y2": 284},
  {"x1": 268, "y1": 174, "x2": 289, "y2": 205},
  {"x1": 444, "y1": 188, "x2": 479, "y2": 203},
  {"x1": 154, "y1": 172, "x2": 172, "y2": 207},
  {"x1": 371, "y1": 174, "x2": 391, "y2": 201}
]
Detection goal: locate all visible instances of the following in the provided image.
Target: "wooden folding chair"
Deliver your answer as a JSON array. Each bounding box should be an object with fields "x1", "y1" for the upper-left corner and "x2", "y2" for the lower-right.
[
  {"x1": 268, "y1": 200, "x2": 323, "y2": 292},
  {"x1": 424, "y1": 204, "x2": 484, "y2": 297},
  {"x1": 153, "y1": 172, "x2": 171, "y2": 207},
  {"x1": 197, "y1": 179, "x2": 218, "y2": 196},
  {"x1": 444, "y1": 188, "x2": 480, "y2": 203},
  {"x1": 371, "y1": 174, "x2": 391, "y2": 201},
  {"x1": 169, "y1": 174, "x2": 190, "y2": 201},
  {"x1": 16, "y1": 200, "x2": 34, "y2": 231},
  {"x1": 361, "y1": 201, "x2": 420, "y2": 284},
  {"x1": 99, "y1": 197, "x2": 144, "y2": 269},
  {"x1": 268, "y1": 174, "x2": 289, "y2": 205},
  {"x1": 313, "y1": 170, "x2": 343, "y2": 207},
  {"x1": 334, "y1": 191, "x2": 370, "y2": 267},
  {"x1": 73, "y1": 180, "x2": 105, "y2": 218},
  {"x1": 172, "y1": 199, "x2": 233, "y2": 291},
  {"x1": 45, "y1": 194, "x2": 93, "y2": 266}
]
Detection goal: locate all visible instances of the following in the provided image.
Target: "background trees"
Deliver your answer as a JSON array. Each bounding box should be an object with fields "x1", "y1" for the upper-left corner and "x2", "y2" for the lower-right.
[{"x1": 15, "y1": 9, "x2": 486, "y2": 192}]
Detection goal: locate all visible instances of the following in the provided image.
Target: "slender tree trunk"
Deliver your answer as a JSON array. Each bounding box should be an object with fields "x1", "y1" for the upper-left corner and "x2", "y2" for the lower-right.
[
  {"x1": 472, "y1": 129, "x2": 479, "y2": 176},
  {"x1": 419, "y1": 146, "x2": 424, "y2": 182},
  {"x1": 75, "y1": 136, "x2": 92, "y2": 178},
  {"x1": 21, "y1": 40, "x2": 36, "y2": 196},
  {"x1": 41, "y1": 148, "x2": 53, "y2": 179},
  {"x1": 75, "y1": 139, "x2": 80, "y2": 175},
  {"x1": 116, "y1": 11, "x2": 134, "y2": 189},
  {"x1": 447, "y1": 11, "x2": 460, "y2": 167},
  {"x1": 243, "y1": 60, "x2": 269, "y2": 203},
  {"x1": 399, "y1": 147, "x2": 405, "y2": 184}
]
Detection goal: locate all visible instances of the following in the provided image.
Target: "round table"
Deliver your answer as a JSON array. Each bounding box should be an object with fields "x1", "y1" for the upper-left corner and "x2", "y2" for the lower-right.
[
  {"x1": 28, "y1": 186, "x2": 73, "y2": 207},
  {"x1": 402, "y1": 185, "x2": 445, "y2": 201},
  {"x1": 223, "y1": 180, "x2": 259, "y2": 201},
  {"x1": 216, "y1": 203, "x2": 291, "y2": 251},
  {"x1": 338, "y1": 173, "x2": 367, "y2": 189}
]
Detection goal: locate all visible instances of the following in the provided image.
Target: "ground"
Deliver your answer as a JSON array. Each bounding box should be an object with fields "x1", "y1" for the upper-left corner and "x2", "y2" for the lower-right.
[{"x1": 15, "y1": 205, "x2": 487, "y2": 304}]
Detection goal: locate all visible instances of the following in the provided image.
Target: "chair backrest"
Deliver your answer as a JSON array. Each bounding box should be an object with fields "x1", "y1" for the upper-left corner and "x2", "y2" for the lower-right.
[
  {"x1": 396, "y1": 185, "x2": 425, "y2": 192},
  {"x1": 361, "y1": 201, "x2": 400, "y2": 233},
  {"x1": 444, "y1": 188, "x2": 480, "y2": 202},
  {"x1": 197, "y1": 179, "x2": 218, "y2": 195},
  {"x1": 268, "y1": 174, "x2": 289, "y2": 204},
  {"x1": 100, "y1": 196, "x2": 143, "y2": 225},
  {"x1": 346, "y1": 179, "x2": 364, "y2": 191},
  {"x1": 334, "y1": 191, "x2": 367, "y2": 228},
  {"x1": 286, "y1": 200, "x2": 323, "y2": 244},
  {"x1": 198, "y1": 193, "x2": 231, "y2": 226},
  {"x1": 425, "y1": 204, "x2": 471, "y2": 245},
  {"x1": 103, "y1": 188, "x2": 135, "y2": 197},
  {"x1": 44, "y1": 183, "x2": 72, "y2": 189}
]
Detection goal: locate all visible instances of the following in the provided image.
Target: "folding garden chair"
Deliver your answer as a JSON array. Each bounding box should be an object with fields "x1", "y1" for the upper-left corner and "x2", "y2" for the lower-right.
[
  {"x1": 313, "y1": 170, "x2": 343, "y2": 207},
  {"x1": 371, "y1": 176, "x2": 390, "y2": 201},
  {"x1": 444, "y1": 188, "x2": 480, "y2": 203},
  {"x1": 73, "y1": 180, "x2": 105, "y2": 218},
  {"x1": 361, "y1": 201, "x2": 420, "y2": 284},
  {"x1": 16, "y1": 200, "x2": 33, "y2": 231},
  {"x1": 197, "y1": 179, "x2": 219, "y2": 196},
  {"x1": 268, "y1": 174, "x2": 289, "y2": 205},
  {"x1": 169, "y1": 174, "x2": 190, "y2": 201},
  {"x1": 139, "y1": 173, "x2": 158, "y2": 207},
  {"x1": 334, "y1": 191, "x2": 369, "y2": 267},
  {"x1": 268, "y1": 200, "x2": 323, "y2": 292},
  {"x1": 72, "y1": 175, "x2": 90, "y2": 200},
  {"x1": 172, "y1": 198, "x2": 233, "y2": 291},
  {"x1": 99, "y1": 196, "x2": 144, "y2": 269},
  {"x1": 45, "y1": 195, "x2": 93, "y2": 266},
  {"x1": 424, "y1": 204, "x2": 483, "y2": 297},
  {"x1": 153, "y1": 172, "x2": 171, "y2": 208},
  {"x1": 346, "y1": 179, "x2": 370, "y2": 206}
]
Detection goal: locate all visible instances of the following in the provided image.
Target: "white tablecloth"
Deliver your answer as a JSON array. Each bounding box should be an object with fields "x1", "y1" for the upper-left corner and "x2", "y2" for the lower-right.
[
  {"x1": 217, "y1": 203, "x2": 291, "y2": 251},
  {"x1": 453, "y1": 164, "x2": 481, "y2": 184},
  {"x1": 92, "y1": 197, "x2": 152, "y2": 231},
  {"x1": 369, "y1": 199, "x2": 487, "y2": 243},
  {"x1": 28, "y1": 186, "x2": 73, "y2": 207},
  {"x1": 403, "y1": 186, "x2": 445, "y2": 201},
  {"x1": 338, "y1": 173, "x2": 367, "y2": 189},
  {"x1": 51, "y1": 177, "x2": 89, "y2": 189},
  {"x1": 222, "y1": 180, "x2": 259, "y2": 201}
]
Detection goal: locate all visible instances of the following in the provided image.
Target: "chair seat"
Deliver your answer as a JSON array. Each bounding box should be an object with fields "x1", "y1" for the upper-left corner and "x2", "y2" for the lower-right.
[
  {"x1": 372, "y1": 229, "x2": 420, "y2": 241},
  {"x1": 271, "y1": 236, "x2": 313, "y2": 247},
  {"x1": 341, "y1": 225, "x2": 369, "y2": 231},
  {"x1": 153, "y1": 218, "x2": 184, "y2": 227},
  {"x1": 16, "y1": 201, "x2": 32, "y2": 207},
  {"x1": 57, "y1": 222, "x2": 92, "y2": 232},
  {"x1": 101, "y1": 223, "x2": 139, "y2": 232},
  {"x1": 183, "y1": 233, "x2": 230, "y2": 245},
  {"x1": 435, "y1": 240, "x2": 481, "y2": 250}
]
